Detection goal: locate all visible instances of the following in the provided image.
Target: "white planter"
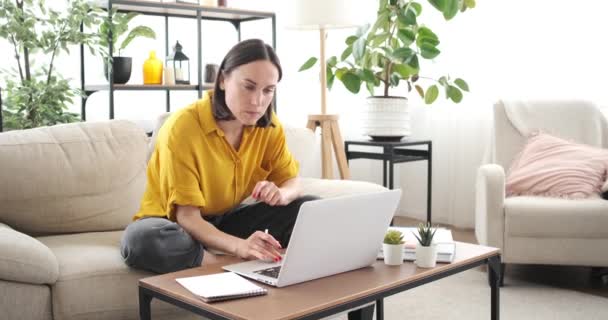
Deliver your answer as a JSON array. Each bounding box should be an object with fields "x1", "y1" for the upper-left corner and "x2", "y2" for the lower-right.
[
  {"x1": 415, "y1": 243, "x2": 437, "y2": 268},
  {"x1": 382, "y1": 243, "x2": 404, "y2": 266},
  {"x1": 362, "y1": 96, "x2": 410, "y2": 140}
]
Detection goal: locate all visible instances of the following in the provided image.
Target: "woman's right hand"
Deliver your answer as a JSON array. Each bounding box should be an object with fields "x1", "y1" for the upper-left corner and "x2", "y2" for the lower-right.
[{"x1": 235, "y1": 231, "x2": 283, "y2": 262}]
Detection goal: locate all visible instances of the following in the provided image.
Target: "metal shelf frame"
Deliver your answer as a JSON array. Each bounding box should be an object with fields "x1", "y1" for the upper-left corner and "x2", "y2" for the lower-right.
[{"x1": 80, "y1": 0, "x2": 276, "y2": 120}]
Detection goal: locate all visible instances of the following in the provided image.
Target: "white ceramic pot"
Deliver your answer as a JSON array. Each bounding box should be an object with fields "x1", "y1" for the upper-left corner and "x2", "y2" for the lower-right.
[
  {"x1": 382, "y1": 243, "x2": 404, "y2": 266},
  {"x1": 362, "y1": 96, "x2": 410, "y2": 140},
  {"x1": 415, "y1": 243, "x2": 437, "y2": 268}
]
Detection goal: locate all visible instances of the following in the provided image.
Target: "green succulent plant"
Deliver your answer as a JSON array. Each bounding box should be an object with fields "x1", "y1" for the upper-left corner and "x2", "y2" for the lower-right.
[
  {"x1": 413, "y1": 222, "x2": 436, "y2": 246},
  {"x1": 383, "y1": 230, "x2": 405, "y2": 245}
]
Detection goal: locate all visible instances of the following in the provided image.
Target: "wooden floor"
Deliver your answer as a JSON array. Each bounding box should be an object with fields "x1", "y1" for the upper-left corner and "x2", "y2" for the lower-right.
[{"x1": 393, "y1": 216, "x2": 608, "y2": 298}]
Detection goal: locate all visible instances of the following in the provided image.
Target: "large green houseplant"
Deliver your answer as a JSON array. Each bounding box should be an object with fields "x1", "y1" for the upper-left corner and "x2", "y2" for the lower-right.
[
  {"x1": 0, "y1": 0, "x2": 107, "y2": 131},
  {"x1": 99, "y1": 9, "x2": 156, "y2": 84},
  {"x1": 300, "y1": 0, "x2": 475, "y2": 139}
]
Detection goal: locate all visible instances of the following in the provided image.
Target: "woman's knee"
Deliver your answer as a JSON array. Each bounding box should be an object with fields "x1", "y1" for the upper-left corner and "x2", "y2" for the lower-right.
[
  {"x1": 289, "y1": 195, "x2": 321, "y2": 209},
  {"x1": 120, "y1": 218, "x2": 203, "y2": 274}
]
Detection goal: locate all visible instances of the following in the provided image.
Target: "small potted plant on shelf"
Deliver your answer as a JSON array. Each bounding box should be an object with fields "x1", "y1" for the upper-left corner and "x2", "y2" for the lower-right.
[
  {"x1": 99, "y1": 10, "x2": 156, "y2": 84},
  {"x1": 413, "y1": 222, "x2": 437, "y2": 268},
  {"x1": 299, "y1": 0, "x2": 475, "y2": 141},
  {"x1": 383, "y1": 229, "x2": 405, "y2": 265}
]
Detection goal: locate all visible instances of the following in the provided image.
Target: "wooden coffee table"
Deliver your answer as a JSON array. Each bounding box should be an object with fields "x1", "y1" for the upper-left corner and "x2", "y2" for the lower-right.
[{"x1": 139, "y1": 242, "x2": 501, "y2": 320}]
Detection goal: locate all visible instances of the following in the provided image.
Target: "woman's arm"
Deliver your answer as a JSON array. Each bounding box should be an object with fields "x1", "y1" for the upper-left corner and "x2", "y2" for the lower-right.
[
  {"x1": 175, "y1": 205, "x2": 282, "y2": 261},
  {"x1": 252, "y1": 176, "x2": 302, "y2": 206}
]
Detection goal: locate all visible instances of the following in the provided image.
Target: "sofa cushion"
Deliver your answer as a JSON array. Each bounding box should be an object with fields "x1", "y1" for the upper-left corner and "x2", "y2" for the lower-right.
[
  {"x1": 506, "y1": 132, "x2": 608, "y2": 199},
  {"x1": 37, "y1": 231, "x2": 198, "y2": 320},
  {"x1": 0, "y1": 223, "x2": 58, "y2": 285},
  {"x1": 0, "y1": 120, "x2": 148, "y2": 235},
  {"x1": 300, "y1": 177, "x2": 388, "y2": 198},
  {"x1": 504, "y1": 196, "x2": 608, "y2": 238}
]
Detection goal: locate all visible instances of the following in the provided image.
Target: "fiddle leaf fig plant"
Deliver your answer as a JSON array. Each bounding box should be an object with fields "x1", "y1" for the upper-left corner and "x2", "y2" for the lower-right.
[{"x1": 299, "y1": 0, "x2": 475, "y2": 104}]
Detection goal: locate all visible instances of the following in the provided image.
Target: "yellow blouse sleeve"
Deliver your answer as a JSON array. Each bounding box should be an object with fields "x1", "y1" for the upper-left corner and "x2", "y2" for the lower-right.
[
  {"x1": 266, "y1": 124, "x2": 300, "y2": 186},
  {"x1": 158, "y1": 140, "x2": 206, "y2": 221}
]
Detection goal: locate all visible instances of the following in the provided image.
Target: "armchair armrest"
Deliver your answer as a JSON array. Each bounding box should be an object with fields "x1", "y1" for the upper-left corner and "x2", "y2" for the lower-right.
[
  {"x1": 0, "y1": 223, "x2": 59, "y2": 285},
  {"x1": 475, "y1": 164, "x2": 506, "y2": 249}
]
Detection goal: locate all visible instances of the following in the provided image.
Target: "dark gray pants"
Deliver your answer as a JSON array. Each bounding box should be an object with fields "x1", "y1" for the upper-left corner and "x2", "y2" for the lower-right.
[{"x1": 120, "y1": 195, "x2": 319, "y2": 274}]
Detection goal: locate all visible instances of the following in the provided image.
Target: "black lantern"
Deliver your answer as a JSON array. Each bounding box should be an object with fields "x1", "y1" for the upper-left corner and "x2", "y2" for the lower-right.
[{"x1": 166, "y1": 41, "x2": 190, "y2": 85}]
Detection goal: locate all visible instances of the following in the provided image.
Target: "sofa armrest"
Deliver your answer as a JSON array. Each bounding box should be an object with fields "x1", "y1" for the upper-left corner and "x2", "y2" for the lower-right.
[
  {"x1": 475, "y1": 164, "x2": 506, "y2": 249},
  {"x1": 300, "y1": 177, "x2": 388, "y2": 198},
  {"x1": 0, "y1": 223, "x2": 59, "y2": 285}
]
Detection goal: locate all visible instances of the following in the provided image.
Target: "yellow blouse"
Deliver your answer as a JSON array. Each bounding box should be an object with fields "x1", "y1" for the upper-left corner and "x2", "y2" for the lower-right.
[{"x1": 134, "y1": 91, "x2": 299, "y2": 221}]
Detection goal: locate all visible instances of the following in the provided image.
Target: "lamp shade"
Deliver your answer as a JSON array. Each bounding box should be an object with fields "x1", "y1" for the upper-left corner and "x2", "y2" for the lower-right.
[{"x1": 291, "y1": 0, "x2": 368, "y2": 29}]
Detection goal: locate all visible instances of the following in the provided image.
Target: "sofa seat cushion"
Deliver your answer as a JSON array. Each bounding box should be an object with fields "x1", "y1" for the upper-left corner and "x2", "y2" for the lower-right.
[
  {"x1": 504, "y1": 196, "x2": 608, "y2": 238},
  {"x1": 300, "y1": 177, "x2": 388, "y2": 198},
  {"x1": 37, "y1": 231, "x2": 197, "y2": 320}
]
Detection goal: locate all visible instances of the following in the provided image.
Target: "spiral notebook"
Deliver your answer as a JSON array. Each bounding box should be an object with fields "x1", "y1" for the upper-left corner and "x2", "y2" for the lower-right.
[{"x1": 176, "y1": 272, "x2": 267, "y2": 302}]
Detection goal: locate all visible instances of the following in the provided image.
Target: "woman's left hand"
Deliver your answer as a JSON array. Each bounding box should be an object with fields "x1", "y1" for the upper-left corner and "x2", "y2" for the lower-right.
[{"x1": 252, "y1": 180, "x2": 289, "y2": 206}]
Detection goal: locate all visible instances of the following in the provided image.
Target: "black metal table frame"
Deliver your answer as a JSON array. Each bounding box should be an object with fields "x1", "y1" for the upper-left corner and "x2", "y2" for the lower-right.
[
  {"x1": 139, "y1": 254, "x2": 501, "y2": 320},
  {"x1": 344, "y1": 139, "x2": 432, "y2": 223}
]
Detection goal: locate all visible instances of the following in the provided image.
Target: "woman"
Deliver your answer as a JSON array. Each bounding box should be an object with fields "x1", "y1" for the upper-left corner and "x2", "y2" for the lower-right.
[{"x1": 121, "y1": 39, "x2": 318, "y2": 274}]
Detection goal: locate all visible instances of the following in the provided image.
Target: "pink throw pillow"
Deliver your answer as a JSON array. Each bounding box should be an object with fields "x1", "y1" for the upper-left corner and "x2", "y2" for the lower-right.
[{"x1": 506, "y1": 132, "x2": 608, "y2": 199}]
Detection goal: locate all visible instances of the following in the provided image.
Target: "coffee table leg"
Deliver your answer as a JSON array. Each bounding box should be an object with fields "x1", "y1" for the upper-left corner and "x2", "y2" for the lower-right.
[
  {"x1": 488, "y1": 255, "x2": 501, "y2": 320},
  {"x1": 139, "y1": 286, "x2": 153, "y2": 320},
  {"x1": 376, "y1": 298, "x2": 384, "y2": 320},
  {"x1": 347, "y1": 303, "x2": 374, "y2": 320}
]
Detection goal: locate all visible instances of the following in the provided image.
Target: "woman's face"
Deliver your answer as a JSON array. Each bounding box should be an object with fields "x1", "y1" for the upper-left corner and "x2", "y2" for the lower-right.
[{"x1": 220, "y1": 60, "x2": 279, "y2": 126}]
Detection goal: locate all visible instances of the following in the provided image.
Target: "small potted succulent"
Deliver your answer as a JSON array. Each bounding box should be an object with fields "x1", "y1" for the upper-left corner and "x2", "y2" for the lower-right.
[
  {"x1": 383, "y1": 229, "x2": 405, "y2": 265},
  {"x1": 413, "y1": 222, "x2": 437, "y2": 268}
]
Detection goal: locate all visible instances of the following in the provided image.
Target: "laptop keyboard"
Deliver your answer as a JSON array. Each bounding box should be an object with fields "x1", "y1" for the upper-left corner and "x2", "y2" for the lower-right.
[{"x1": 253, "y1": 266, "x2": 282, "y2": 278}]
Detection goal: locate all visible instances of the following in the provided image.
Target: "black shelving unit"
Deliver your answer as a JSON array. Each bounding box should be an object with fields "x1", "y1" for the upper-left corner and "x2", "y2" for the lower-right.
[{"x1": 80, "y1": 0, "x2": 276, "y2": 120}]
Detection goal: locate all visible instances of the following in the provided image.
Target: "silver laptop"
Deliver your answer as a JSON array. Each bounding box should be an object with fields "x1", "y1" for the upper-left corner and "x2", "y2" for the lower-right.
[{"x1": 222, "y1": 189, "x2": 402, "y2": 287}]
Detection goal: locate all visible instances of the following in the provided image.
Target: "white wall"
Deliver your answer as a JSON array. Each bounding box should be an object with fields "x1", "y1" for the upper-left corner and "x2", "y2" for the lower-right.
[{"x1": 3, "y1": 1, "x2": 608, "y2": 227}]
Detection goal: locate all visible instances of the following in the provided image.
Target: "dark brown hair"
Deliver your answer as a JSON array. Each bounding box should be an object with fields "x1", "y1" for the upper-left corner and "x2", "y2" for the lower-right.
[{"x1": 212, "y1": 39, "x2": 282, "y2": 127}]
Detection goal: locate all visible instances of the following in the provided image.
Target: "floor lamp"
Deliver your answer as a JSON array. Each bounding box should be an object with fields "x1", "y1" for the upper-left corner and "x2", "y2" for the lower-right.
[{"x1": 292, "y1": 0, "x2": 362, "y2": 180}]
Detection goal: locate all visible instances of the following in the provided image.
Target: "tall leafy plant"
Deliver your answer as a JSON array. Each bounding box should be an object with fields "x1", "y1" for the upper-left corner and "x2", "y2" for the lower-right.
[
  {"x1": 0, "y1": 0, "x2": 108, "y2": 130},
  {"x1": 98, "y1": 9, "x2": 156, "y2": 57},
  {"x1": 300, "y1": 0, "x2": 475, "y2": 104}
]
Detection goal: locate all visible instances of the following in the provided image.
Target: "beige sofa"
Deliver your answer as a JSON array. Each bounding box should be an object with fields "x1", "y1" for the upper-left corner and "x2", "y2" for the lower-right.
[{"x1": 0, "y1": 120, "x2": 386, "y2": 320}]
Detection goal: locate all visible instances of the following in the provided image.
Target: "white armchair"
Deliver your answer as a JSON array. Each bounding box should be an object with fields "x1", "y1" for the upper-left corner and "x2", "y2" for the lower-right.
[{"x1": 475, "y1": 100, "x2": 608, "y2": 282}]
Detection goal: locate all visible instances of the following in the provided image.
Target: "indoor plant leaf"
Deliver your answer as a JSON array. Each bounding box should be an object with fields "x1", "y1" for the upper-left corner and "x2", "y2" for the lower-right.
[
  {"x1": 424, "y1": 85, "x2": 439, "y2": 104},
  {"x1": 299, "y1": 57, "x2": 318, "y2": 71}
]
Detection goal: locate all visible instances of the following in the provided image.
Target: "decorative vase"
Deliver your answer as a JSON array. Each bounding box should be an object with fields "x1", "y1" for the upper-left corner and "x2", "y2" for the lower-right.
[
  {"x1": 362, "y1": 96, "x2": 410, "y2": 141},
  {"x1": 415, "y1": 243, "x2": 437, "y2": 268},
  {"x1": 143, "y1": 51, "x2": 163, "y2": 85},
  {"x1": 104, "y1": 57, "x2": 132, "y2": 84},
  {"x1": 382, "y1": 243, "x2": 404, "y2": 266}
]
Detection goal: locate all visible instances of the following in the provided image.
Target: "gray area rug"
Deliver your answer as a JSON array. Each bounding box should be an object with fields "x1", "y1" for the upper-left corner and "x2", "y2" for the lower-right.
[{"x1": 331, "y1": 269, "x2": 608, "y2": 320}]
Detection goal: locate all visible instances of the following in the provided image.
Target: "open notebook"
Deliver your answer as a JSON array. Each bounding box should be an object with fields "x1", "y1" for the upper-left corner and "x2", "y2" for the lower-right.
[{"x1": 176, "y1": 272, "x2": 267, "y2": 303}]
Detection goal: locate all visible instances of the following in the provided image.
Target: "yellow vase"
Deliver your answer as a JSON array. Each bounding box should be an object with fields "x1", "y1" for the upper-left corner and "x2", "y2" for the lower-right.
[{"x1": 143, "y1": 51, "x2": 163, "y2": 84}]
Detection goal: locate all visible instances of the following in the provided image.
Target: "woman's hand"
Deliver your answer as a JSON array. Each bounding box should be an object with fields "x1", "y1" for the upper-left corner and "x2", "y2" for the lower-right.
[
  {"x1": 235, "y1": 230, "x2": 282, "y2": 261},
  {"x1": 251, "y1": 180, "x2": 289, "y2": 206}
]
